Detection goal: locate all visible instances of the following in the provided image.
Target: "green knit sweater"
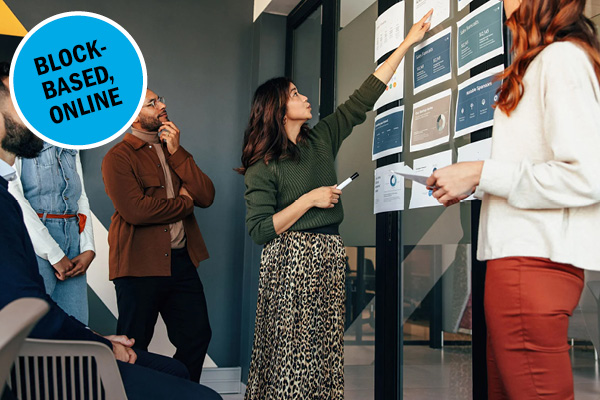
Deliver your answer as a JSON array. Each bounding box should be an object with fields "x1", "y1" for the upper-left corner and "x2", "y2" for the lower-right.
[{"x1": 244, "y1": 74, "x2": 386, "y2": 245}]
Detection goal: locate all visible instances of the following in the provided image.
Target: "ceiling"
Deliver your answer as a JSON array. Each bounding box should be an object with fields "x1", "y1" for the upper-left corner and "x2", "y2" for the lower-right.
[
  {"x1": 257, "y1": 0, "x2": 600, "y2": 24},
  {"x1": 262, "y1": 0, "x2": 303, "y2": 16},
  {"x1": 262, "y1": 0, "x2": 376, "y2": 27}
]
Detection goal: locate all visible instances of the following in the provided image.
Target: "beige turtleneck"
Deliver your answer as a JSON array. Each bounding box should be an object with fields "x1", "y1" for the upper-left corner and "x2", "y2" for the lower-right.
[{"x1": 131, "y1": 127, "x2": 186, "y2": 249}]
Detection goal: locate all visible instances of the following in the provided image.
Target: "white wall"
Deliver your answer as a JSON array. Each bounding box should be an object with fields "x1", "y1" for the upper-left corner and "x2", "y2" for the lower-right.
[
  {"x1": 341, "y1": 0, "x2": 376, "y2": 28},
  {"x1": 254, "y1": 0, "x2": 272, "y2": 21}
]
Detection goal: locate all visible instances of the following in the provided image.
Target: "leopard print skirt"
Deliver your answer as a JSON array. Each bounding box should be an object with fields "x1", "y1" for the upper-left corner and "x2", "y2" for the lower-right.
[{"x1": 244, "y1": 231, "x2": 346, "y2": 400}]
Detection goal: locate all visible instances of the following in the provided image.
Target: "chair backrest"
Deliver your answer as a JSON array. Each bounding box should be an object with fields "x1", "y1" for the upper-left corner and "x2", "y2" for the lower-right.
[
  {"x1": 0, "y1": 298, "x2": 49, "y2": 388},
  {"x1": 7, "y1": 339, "x2": 127, "y2": 400}
]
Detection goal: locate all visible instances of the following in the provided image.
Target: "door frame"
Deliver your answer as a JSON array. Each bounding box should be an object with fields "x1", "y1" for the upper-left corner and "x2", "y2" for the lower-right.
[{"x1": 285, "y1": 0, "x2": 339, "y2": 119}]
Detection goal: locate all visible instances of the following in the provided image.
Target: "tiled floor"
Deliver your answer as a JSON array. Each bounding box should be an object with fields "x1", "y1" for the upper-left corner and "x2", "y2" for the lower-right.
[
  {"x1": 401, "y1": 345, "x2": 600, "y2": 400},
  {"x1": 222, "y1": 345, "x2": 600, "y2": 399}
]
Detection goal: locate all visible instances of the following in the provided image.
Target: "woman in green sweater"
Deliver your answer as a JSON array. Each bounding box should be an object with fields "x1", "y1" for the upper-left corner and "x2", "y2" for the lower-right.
[{"x1": 238, "y1": 10, "x2": 432, "y2": 400}]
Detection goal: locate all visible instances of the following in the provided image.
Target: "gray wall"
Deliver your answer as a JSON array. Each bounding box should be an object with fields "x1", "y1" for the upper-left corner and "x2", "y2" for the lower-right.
[
  {"x1": 336, "y1": 3, "x2": 378, "y2": 247},
  {"x1": 240, "y1": 12, "x2": 287, "y2": 381},
  {"x1": 593, "y1": 14, "x2": 600, "y2": 30},
  {"x1": 6, "y1": 0, "x2": 254, "y2": 367}
]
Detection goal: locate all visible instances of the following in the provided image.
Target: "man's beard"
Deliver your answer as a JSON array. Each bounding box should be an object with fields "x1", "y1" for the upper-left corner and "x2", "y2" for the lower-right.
[
  {"x1": 1, "y1": 113, "x2": 44, "y2": 158},
  {"x1": 138, "y1": 114, "x2": 162, "y2": 132}
]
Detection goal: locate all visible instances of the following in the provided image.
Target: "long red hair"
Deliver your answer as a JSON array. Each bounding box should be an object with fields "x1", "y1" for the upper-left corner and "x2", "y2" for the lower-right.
[{"x1": 496, "y1": 0, "x2": 600, "y2": 115}]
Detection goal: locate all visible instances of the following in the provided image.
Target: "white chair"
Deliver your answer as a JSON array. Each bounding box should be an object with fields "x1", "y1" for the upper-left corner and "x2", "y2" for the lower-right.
[
  {"x1": 6, "y1": 338, "x2": 127, "y2": 400},
  {"x1": 0, "y1": 298, "x2": 49, "y2": 392}
]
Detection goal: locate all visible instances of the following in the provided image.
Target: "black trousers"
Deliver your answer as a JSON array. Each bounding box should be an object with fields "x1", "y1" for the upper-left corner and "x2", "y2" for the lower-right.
[
  {"x1": 114, "y1": 247, "x2": 212, "y2": 382},
  {"x1": 117, "y1": 350, "x2": 221, "y2": 400}
]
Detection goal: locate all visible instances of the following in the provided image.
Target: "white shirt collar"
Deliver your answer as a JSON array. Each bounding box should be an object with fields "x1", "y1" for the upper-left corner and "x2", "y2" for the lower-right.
[{"x1": 0, "y1": 158, "x2": 16, "y2": 182}]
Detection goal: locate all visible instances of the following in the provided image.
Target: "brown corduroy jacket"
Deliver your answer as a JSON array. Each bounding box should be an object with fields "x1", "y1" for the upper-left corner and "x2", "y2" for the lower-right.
[{"x1": 102, "y1": 133, "x2": 215, "y2": 280}]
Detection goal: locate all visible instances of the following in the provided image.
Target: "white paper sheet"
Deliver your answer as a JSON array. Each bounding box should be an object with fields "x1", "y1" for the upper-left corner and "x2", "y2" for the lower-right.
[
  {"x1": 410, "y1": 89, "x2": 452, "y2": 152},
  {"x1": 413, "y1": 26, "x2": 453, "y2": 95},
  {"x1": 457, "y1": 138, "x2": 492, "y2": 163},
  {"x1": 375, "y1": 2, "x2": 405, "y2": 62},
  {"x1": 374, "y1": 61, "x2": 405, "y2": 110},
  {"x1": 454, "y1": 65, "x2": 504, "y2": 138},
  {"x1": 374, "y1": 162, "x2": 405, "y2": 214},
  {"x1": 372, "y1": 106, "x2": 404, "y2": 160},
  {"x1": 409, "y1": 150, "x2": 452, "y2": 209},
  {"x1": 456, "y1": 0, "x2": 504, "y2": 75},
  {"x1": 414, "y1": 0, "x2": 450, "y2": 30},
  {"x1": 390, "y1": 165, "x2": 429, "y2": 186},
  {"x1": 456, "y1": 138, "x2": 492, "y2": 201}
]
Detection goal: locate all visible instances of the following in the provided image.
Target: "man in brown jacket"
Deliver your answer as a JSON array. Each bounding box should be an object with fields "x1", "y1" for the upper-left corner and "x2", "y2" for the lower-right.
[{"x1": 102, "y1": 89, "x2": 215, "y2": 383}]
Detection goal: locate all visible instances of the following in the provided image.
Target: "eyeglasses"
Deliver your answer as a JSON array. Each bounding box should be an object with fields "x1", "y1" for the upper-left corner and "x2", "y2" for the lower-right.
[{"x1": 144, "y1": 96, "x2": 165, "y2": 108}]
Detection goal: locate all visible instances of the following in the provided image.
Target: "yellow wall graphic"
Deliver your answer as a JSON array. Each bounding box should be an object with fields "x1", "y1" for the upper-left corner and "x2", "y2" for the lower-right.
[{"x1": 0, "y1": 0, "x2": 27, "y2": 37}]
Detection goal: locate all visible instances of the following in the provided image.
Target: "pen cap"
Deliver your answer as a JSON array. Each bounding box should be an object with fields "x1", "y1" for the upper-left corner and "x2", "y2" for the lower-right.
[{"x1": 350, "y1": 172, "x2": 359, "y2": 180}]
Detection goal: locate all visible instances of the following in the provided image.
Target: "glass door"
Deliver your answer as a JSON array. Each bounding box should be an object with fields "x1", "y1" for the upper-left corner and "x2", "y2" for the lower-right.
[
  {"x1": 286, "y1": 0, "x2": 337, "y2": 122},
  {"x1": 291, "y1": 5, "x2": 322, "y2": 127}
]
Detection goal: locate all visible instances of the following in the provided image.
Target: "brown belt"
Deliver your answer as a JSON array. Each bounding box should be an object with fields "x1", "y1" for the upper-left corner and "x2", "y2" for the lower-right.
[{"x1": 37, "y1": 213, "x2": 87, "y2": 234}]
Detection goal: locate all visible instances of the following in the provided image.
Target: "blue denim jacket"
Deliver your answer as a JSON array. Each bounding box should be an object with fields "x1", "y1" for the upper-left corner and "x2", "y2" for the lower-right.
[
  {"x1": 18, "y1": 143, "x2": 89, "y2": 323},
  {"x1": 20, "y1": 142, "x2": 82, "y2": 215}
]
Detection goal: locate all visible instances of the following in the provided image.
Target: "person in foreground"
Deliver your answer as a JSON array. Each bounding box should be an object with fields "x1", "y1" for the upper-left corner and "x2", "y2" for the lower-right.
[
  {"x1": 0, "y1": 79, "x2": 221, "y2": 400},
  {"x1": 425, "y1": 0, "x2": 600, "y2": 398},
  {"x1": 1, "y1": 61, "x2": 96, "y2": 326},
  {"x1": 238, "y1": 10, "x2": 433, "y2": 400}
]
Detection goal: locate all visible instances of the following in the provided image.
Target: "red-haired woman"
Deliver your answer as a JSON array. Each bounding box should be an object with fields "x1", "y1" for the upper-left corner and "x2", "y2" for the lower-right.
[
  {"x1": 238, "y1": 11, "x2": 432, "y2": 400},
  {"x1": 426, "y1": 0, "x2": 600, "y2": 398}
]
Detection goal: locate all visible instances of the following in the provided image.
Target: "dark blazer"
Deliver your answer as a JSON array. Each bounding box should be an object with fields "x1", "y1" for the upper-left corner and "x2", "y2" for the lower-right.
[
  {"x1": 101, "y1": 133, "x2": 215, "y2": 280},
  {"x1": 0, "y1": 177, "x2": 110, "y2": 347}
]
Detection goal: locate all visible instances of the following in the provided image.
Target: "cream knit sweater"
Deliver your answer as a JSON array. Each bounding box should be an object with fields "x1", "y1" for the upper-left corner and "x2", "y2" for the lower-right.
[{"x1": 477, "y1": 41, "x2": 600, "y2": 271}]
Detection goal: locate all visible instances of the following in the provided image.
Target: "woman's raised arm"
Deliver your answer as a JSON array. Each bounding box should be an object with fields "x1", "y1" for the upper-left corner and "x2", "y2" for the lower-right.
[{"x1": 374, "y1": 9, "x2": 433, "y2": 84}]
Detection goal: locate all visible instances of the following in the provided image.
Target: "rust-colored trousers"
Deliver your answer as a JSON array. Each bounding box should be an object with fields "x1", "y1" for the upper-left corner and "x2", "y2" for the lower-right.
[{"x1": 485, "y1": 257, "x2": 584, "y2": 400}]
